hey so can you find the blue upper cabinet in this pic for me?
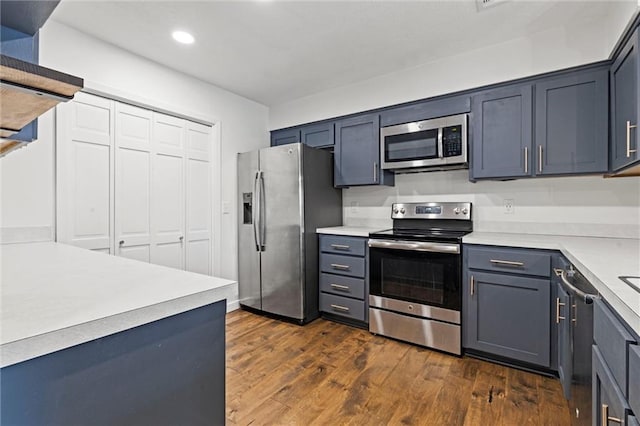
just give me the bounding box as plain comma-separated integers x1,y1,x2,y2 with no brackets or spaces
380,95,470,127
610,27,640,172
300,122,334,148
334,113,394,187
471,84,533,179
534,68,609,175
270,128,300,146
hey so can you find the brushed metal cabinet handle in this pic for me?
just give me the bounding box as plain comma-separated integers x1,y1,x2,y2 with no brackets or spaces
538,145,543,173
556,297,565,324
627,120,638,158
330,304,350,312
330,263,350,270
373,161,378,182
330,244,350,250
489,259,525,267
470,275,475,296
330,283,350,290
601,404,622,424
524,146,528,174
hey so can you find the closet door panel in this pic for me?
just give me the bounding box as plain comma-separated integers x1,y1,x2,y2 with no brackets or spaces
115,104,152,262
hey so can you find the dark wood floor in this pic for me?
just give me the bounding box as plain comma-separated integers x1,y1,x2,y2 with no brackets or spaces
225,309,571,426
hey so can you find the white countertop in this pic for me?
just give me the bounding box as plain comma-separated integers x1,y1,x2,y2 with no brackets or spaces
464,232,640,335
316,226,386,237
0,242,236,368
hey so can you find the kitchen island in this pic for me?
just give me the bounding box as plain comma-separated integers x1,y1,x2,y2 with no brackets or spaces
1,242,235,425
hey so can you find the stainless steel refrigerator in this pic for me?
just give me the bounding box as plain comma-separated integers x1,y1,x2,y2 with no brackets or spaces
237,143,342,324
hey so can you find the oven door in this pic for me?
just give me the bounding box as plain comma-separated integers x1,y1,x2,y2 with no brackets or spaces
368,239,461,312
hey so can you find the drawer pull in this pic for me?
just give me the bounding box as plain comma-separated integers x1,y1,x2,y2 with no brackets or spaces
330,283,350,291
330,304,350,312
601,404,622,425
330,244,351,250
556,297,565,324
331,263,350,271
489,259,524,267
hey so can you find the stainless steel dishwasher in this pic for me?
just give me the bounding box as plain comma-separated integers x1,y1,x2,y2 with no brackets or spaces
554,258,599,426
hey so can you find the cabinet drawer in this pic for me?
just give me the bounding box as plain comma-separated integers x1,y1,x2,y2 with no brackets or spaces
593,345,631,426
320,293,365,322
320,253,365,278
466,245,551,277
320,235,366,256
320,273,365,299
628,344,640,416
594,299,636,396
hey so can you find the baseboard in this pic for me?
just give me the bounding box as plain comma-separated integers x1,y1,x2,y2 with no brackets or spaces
226,300,240,312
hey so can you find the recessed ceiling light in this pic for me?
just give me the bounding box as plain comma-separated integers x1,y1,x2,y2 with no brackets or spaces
172,30,195,45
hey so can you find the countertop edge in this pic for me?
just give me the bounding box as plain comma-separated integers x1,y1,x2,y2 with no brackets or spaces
1,282,236,368
316,226,385,238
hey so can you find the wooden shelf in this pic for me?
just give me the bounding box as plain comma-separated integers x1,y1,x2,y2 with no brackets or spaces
0,54,83,156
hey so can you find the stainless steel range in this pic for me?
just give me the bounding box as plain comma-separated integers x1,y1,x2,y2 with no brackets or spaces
368,202,472,355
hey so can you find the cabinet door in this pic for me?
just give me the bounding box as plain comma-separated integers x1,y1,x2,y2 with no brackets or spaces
593,345,630,426
270,128,300,146
464,271,551,367
114,103,153,263
556,282,572,400
611,29,640,171
471,85,533,179
535,69,608,175
334,113,393,187
300,122,334,148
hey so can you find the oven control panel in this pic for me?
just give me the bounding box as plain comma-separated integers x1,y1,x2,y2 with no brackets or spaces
391,202,471,220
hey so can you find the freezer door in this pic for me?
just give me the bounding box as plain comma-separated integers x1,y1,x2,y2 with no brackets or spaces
237,150,261,310
259,144,304,320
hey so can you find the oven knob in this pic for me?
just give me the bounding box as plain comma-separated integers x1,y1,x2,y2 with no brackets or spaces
453,207,461,215
400,208,406,214
461,208,468,215
393,208,399,214
407,305,414,311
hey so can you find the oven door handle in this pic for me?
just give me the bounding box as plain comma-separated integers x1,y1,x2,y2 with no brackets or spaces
368,239,460,254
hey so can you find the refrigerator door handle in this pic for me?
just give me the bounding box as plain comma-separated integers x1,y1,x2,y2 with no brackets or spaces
253,171,261,251
259,170,266,251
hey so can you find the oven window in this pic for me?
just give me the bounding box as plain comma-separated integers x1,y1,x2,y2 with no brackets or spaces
384,129,438,162
369,247,461,310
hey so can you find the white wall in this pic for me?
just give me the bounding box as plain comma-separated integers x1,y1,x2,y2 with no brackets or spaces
269,5,638,129
0,21,269,294
344,171,640,239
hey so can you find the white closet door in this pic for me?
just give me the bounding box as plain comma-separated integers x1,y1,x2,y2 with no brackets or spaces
56,92,114,253
185,121,212,275
151,112,185,269
114,103,153,262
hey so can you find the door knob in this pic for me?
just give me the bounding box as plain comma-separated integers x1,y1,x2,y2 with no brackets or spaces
119,240,125,246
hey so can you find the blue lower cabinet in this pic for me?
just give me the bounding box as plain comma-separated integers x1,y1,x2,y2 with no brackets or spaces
463,269,551,367
319,234,369,327
593,345,631,426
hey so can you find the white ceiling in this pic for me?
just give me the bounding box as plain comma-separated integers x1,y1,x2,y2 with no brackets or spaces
51,0,630,107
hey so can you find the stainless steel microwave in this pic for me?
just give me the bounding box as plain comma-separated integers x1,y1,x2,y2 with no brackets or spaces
380,113,468,172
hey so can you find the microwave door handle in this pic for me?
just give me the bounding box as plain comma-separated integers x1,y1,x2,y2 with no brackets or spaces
437,127,444,159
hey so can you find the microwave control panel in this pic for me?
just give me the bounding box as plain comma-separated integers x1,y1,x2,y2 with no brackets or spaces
442,125,463,157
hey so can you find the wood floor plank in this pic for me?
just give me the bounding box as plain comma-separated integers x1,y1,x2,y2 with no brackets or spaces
501,368,541,425
225,310,572,426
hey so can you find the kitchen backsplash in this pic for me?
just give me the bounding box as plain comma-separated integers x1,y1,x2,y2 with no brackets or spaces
343,170,640,239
